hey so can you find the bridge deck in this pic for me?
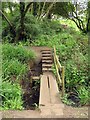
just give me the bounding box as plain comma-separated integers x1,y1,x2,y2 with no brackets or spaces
39,72,64,116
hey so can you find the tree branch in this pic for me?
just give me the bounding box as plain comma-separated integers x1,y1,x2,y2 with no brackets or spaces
24,2,33,16
0,10,12,27
45,2,55,18
0,10,16,34
40,1,46,19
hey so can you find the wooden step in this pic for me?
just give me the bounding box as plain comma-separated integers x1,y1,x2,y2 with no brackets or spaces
40,49,51,52
42,64,52,68
42,53,52,56
32,76,40,80
42,57,52,60
42,54,52,57
42,68,52,72
42,60,52,64
41,51,52,54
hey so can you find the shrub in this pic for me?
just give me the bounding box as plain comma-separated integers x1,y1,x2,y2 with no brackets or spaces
1,43,36,110
2,13,62,42
2,43,35,81
77,86,89,105
2,44,35,63
0,81,23,110
2,59,27,80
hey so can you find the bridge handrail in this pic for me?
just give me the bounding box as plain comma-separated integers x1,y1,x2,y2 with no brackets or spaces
53,46,65,97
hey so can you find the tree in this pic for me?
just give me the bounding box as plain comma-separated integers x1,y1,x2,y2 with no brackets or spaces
15,2,33,41
52,2,88,33
1,2,33,42
1,1,89,43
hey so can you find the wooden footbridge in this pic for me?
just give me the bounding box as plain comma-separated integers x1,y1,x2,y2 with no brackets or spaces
32,46,65,117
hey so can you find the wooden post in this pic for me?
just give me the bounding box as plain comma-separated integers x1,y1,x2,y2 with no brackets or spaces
62,66,65,97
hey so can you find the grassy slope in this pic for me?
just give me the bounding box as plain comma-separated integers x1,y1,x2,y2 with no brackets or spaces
32,19,89,106
1,44,35,110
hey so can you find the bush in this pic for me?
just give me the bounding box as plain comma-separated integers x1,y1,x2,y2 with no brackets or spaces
2,59,27,80
2,43,35,81
2,13,62,42
0,81,23,110
77,86,89,105
1,43,36,110
2,44,35,63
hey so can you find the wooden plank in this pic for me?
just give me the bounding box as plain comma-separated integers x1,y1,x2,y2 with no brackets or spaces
48,74,60,104
53,46,65,97
42,54,52,57
32,76,40,80
39,75,50,106
41,51,52,54
55,55,62,70
56,62,62,84
54,46,62,69
42,57,52,60
42,60,52,63
40,49,51,52
42,68,52,72
54,53,62,84
42,64,52,68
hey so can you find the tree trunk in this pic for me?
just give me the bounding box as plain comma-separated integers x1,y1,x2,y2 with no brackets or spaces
45,2,55,19
37,2,41,18
33,3,37,16
71,18,86,33
47,12,52,19
15,2,33,42
87,1,90,33
40,2,46,19
20,2,25,40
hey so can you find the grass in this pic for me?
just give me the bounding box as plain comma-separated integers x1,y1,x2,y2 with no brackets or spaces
0,81,23,110
1,43,36,110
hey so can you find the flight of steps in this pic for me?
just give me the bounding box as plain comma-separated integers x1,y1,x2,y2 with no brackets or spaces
38,49,64,116
41,49,53,73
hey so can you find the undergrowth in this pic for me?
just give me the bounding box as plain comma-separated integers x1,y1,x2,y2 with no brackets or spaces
1,43,35,110
32,19,89,106
2,14,89,107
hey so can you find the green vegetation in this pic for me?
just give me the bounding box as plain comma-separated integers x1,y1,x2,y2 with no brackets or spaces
1,43,35,110
2,44,35,80
1,1,90,110
0,81,23,110
32,19,89,106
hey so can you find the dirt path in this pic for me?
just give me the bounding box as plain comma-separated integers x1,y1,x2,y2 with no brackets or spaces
1,106,88,118
63,105,88,118
30,46,52,65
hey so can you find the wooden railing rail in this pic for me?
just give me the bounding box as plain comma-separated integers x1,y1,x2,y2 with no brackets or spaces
53,46,65,97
